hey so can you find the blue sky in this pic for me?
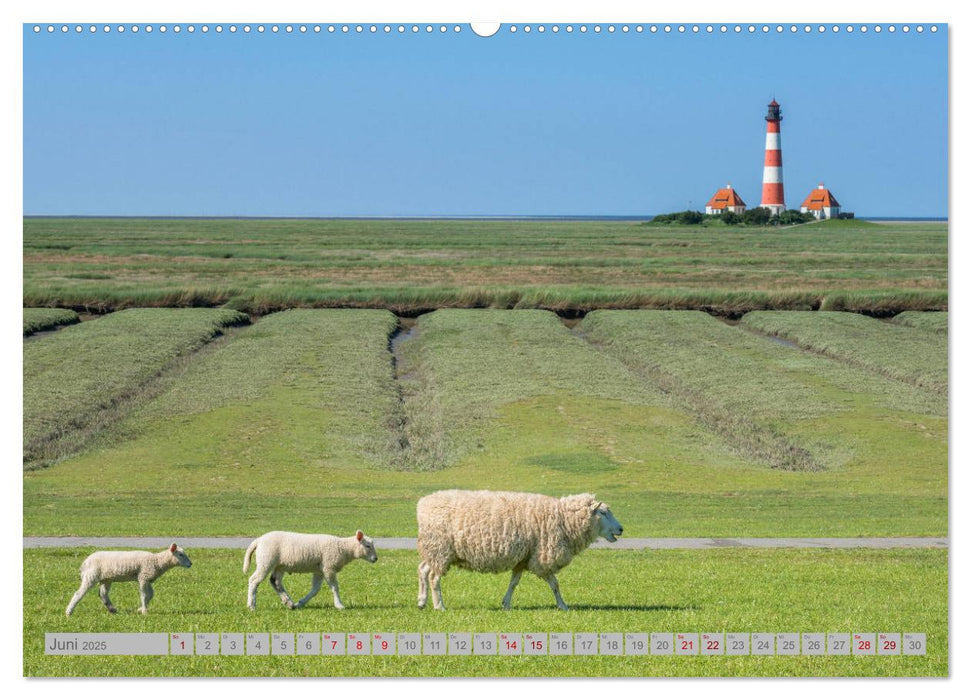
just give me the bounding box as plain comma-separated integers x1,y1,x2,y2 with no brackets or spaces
23,24,947,216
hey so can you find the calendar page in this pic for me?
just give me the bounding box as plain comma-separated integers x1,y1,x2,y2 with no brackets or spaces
20,8,948,680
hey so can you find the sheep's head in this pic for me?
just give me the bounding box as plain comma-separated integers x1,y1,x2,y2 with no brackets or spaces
355,530,378,563
591,502,623,543
169,543,192,568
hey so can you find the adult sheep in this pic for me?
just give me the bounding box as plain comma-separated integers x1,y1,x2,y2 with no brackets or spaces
416,490,623,611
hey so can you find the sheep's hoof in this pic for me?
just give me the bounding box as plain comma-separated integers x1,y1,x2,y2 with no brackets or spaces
334,604,345,611
417,601,426,610
284,601,295,610
247,605,256,611
138,608,148,615
107,607,117,614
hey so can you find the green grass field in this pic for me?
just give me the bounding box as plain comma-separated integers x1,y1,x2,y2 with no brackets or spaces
22,218,946,314
24,548,947,677
21,218,950,678
23,309,947,538
23,307,79,335
741,311,947,393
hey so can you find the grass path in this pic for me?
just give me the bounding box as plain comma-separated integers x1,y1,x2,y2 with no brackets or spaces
22,536,949,550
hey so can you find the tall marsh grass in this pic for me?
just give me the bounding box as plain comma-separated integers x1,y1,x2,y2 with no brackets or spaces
24,218,947,313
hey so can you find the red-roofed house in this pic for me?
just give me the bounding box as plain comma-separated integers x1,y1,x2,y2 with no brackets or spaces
705,184,747,215
800,183,841,219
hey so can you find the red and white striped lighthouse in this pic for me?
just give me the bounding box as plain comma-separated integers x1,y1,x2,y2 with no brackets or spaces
760,99,785,214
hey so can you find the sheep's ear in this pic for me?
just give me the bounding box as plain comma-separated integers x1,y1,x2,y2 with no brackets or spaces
169,543,178,553
592,502,604,513
356,530,364,541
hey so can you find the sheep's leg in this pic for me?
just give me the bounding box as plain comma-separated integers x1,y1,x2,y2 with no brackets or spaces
325,574,345,610
295,574,323,609
247,564,273,610
269,568,296,609
98,582,117,614
417,562,431,609
430,570,445,611
543,574,569,611
501,568,525,610
65,575,97,617
138,581,154,614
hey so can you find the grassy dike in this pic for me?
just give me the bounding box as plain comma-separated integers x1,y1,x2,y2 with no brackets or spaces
24,309,947,538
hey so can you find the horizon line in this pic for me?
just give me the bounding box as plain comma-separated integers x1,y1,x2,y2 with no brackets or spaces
21,214,950,221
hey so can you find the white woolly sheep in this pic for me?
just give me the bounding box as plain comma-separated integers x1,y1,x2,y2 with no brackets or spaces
416,490,623,611
243,530,377,610
65,543,192,616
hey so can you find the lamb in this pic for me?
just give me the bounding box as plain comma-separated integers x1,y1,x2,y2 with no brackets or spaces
416,490,623,611
243,530,377,611
65,543,192,616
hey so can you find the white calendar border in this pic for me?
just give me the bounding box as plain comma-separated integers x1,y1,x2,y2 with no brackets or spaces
5,0,963,699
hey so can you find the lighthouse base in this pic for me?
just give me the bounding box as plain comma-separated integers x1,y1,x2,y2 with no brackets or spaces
760,204,785,216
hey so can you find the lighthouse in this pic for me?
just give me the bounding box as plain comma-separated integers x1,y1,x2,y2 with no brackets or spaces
760,99,785,215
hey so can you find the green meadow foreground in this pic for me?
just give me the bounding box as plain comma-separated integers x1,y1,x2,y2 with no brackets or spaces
23,308,946,537
25,549,947,677
23,218,946,314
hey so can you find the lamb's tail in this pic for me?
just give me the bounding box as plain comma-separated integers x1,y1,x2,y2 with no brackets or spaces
243,539,258,573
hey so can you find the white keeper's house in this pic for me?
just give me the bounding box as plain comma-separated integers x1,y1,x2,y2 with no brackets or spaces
705,184,747,215
800,183,841,219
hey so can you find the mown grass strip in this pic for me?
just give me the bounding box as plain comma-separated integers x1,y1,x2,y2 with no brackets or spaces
580,311,830,471
395,309,665,470
24,548,946,677
23,308,248,470
118,309,402,470
580,311,944,471
23,307,79,335
740,311,946,394
892,311,948,334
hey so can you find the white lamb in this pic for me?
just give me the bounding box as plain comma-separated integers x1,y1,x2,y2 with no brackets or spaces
65,543,192,616
417,490,623,611
243,530,378,610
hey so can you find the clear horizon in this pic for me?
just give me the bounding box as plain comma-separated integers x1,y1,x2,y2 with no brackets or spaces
24,24,948,218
